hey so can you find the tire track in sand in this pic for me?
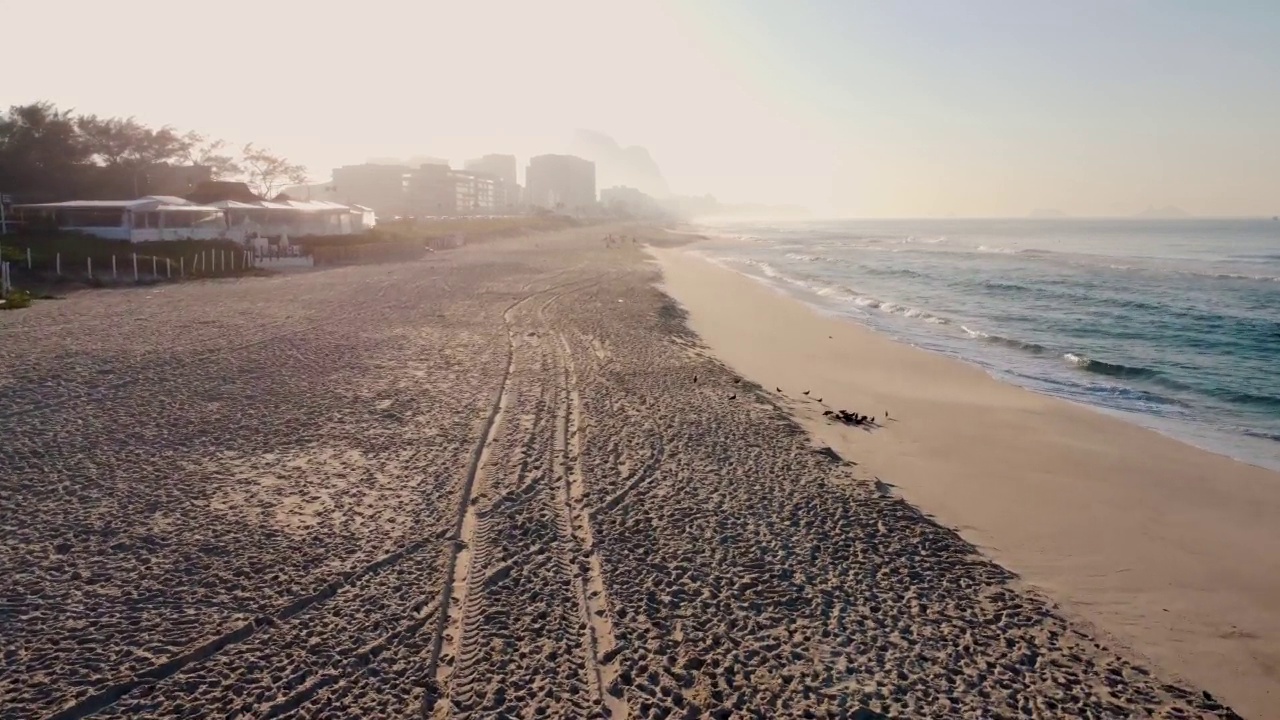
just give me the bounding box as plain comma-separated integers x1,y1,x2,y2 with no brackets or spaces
422,275,604,716
542,291,630,719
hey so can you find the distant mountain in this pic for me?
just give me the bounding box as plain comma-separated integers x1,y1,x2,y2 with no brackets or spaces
1028,208,1068,219
1134,205,1191,219
567,130,669,198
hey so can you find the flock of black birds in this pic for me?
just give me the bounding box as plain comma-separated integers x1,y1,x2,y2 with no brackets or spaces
822,409,877,426
700,373,888,429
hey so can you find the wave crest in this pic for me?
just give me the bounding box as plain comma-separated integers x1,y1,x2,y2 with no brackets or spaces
962,326,1047,353
1063,353,1161,379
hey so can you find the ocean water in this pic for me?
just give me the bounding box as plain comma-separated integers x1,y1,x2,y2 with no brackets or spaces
690,218,1280,471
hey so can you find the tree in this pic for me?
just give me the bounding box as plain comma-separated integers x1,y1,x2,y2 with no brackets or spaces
0,102,92,200
77,115,189,167
1,101,307,202
75,115,203,196
180,131,241,180
241,143,308,199
76,115,143,166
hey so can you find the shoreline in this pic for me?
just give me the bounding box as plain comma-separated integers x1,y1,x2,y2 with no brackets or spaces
652,242,1280,718
686,239,1280,475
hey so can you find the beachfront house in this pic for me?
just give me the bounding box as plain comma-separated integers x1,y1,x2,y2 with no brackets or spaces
214,199,364,246
13,193,374,245
13,196,226,242
350,204,376,232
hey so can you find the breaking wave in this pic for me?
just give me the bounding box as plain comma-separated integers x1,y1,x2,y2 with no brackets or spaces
961,326,1048,353
1062,353,1162,380
850,295,949,325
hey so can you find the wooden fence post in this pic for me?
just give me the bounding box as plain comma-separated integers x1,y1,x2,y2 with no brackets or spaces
88,256,93,279
56,253,61,276
112,254,117,279
180,257,185,278
152,255,157,277
132,253,138,281
26,247,32,269
166,258,172,278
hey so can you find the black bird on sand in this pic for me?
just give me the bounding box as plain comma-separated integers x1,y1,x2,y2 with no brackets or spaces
775,387,782,393
692,376,698,383
802,390,810,396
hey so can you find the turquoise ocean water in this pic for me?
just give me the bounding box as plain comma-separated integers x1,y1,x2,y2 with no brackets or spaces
692,218,1280,471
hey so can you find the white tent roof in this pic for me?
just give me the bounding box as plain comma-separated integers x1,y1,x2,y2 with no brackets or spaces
19,196,356,214
214,199,354,212
16,196,221,213
141,195,190,205
208,200,262,210
277,199,351,212
150,205,221,213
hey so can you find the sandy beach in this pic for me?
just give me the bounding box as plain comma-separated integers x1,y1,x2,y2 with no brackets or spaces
655,242,1280,719
0,227,1251,718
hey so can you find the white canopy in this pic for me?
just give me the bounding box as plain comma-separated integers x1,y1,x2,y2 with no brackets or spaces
17,196,221,213
212,199,353,213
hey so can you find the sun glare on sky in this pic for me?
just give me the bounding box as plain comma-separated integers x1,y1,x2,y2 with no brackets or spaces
5,0,1279,217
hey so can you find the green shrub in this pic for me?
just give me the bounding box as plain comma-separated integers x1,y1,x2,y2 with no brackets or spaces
0,288,33,309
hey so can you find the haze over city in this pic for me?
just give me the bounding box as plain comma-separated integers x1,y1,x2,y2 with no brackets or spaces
6,0,1278,217
6,3,1280,719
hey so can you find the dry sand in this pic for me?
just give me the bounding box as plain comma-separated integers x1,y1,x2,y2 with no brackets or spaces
655,243,1280,719
0,227,1249,718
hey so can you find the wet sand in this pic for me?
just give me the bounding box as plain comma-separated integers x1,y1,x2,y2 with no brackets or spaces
0,228,1247,718
655,242,1280,719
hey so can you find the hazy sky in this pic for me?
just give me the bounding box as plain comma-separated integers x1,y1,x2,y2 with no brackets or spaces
6,0,1280,217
